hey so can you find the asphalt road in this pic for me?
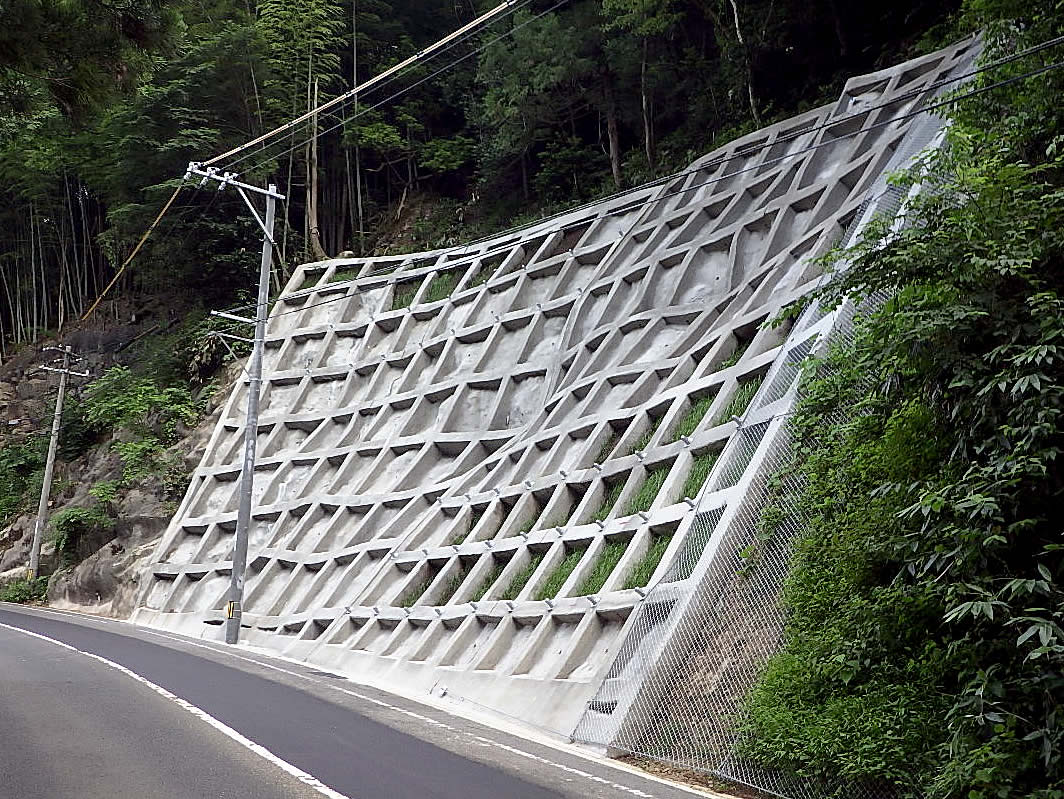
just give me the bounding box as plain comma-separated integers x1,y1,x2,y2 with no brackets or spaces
0,604,714,799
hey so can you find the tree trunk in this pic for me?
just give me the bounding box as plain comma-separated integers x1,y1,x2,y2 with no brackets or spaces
824,0,850,57
307,77,328,261
641,38,656,170
351,0,366,254
603,72,622,189
727,0,761,126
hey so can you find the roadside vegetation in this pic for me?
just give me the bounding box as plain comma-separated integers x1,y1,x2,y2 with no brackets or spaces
739,5,1064,795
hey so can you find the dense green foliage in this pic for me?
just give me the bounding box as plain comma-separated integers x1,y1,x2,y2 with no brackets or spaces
0,576,49,603
740,5,1064,796
0,437,46,529
0,0,962,353
50,505,114,566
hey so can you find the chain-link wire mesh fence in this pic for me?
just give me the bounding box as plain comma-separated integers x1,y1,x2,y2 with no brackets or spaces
571,95,962,798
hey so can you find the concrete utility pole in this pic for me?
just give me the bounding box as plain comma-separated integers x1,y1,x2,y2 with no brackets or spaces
185,164,285,644
28,346,88,578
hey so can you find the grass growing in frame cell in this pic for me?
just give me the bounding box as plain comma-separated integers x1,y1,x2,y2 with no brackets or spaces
623,533,672,589
328,266,360,284
577,538,631,595
500,550,545,599
391,279,421,310
469,557,507,602
716,376,763,424
435,565,467,605
670,392,717,442
682,451,719,499
622,464,670,516
423,270,460,303
629,414,664,454
590,478,626,522
535,544,589,600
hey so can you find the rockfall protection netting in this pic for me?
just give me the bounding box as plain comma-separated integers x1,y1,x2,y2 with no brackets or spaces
571,100,954,799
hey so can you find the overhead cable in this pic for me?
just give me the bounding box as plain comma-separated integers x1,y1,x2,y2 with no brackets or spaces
250,56,1064,323
204,0,527,168
225,0,568,175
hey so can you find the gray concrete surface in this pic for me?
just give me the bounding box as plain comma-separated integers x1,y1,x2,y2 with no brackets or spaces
132,37,979,753
0,603,718,799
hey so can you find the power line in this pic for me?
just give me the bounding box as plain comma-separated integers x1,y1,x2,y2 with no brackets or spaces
250,55,1064,324
229,0,536,174
225,0,567,176
250,30,1062,289
81,182,185,320
204,0,529,168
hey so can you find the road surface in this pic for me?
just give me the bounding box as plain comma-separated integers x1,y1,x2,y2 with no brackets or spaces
0,604,714,799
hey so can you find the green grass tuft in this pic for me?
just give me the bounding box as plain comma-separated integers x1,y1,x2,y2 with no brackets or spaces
424,270,460,303
622,465,670,516
467,264,495,288
399,577,429,607
328,267,360,284
500,551,546,599
535,544,589,600
577,539,631,595
623,533,672,589
295,272,323,292
718,339,751,370
391,280,421,310
435,567,467,605
715,376,764,424
590,478,626,522
515,505,544,536
629,415,664,454
469,558,506,601
596,429,618,463
681,451,719,499
669,392,717,442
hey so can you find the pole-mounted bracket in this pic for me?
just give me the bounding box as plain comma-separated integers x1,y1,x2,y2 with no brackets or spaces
211,310,256,325
186,162,286,201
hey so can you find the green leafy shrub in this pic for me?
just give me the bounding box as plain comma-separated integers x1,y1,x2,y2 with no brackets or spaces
51,505,115,565
0,438,46,529
741,35,1064,796
0,576,48,603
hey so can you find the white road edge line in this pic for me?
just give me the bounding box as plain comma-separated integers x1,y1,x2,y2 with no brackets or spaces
3,605,716,799
0,621,355,799
140,628,660,798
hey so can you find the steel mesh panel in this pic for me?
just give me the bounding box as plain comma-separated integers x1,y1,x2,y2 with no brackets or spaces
571,53,973,797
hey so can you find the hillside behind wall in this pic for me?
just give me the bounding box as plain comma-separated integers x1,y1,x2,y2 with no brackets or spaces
133,38,978,745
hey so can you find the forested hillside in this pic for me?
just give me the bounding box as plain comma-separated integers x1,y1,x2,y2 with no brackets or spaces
0,0,959,349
